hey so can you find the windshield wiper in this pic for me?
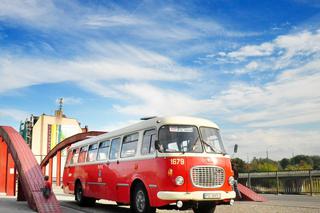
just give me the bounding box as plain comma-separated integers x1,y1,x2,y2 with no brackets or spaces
201,140,221,154
188,137,201,152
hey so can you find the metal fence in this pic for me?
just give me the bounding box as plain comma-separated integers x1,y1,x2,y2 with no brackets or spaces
238,170,320,195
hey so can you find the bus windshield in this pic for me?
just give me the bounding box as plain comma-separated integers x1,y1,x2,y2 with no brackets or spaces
158,125,202,153
200,127,226,154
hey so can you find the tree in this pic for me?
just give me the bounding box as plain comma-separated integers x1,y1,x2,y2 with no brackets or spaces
287,155,313,170
310,156,320,170
250,158,278,172
279,158,290,170
231,158,247,173
290,155,313,166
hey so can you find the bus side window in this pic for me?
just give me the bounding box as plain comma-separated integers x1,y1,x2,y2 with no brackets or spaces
97,140,110,161
150,134,156,154
78,146,88,163
141,129,156,155
71,148,79,164
121,133,139,158
66,150,73,166
87,143,98,162
109,138,121,160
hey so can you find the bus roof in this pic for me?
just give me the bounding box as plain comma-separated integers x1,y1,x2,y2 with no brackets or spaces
70,116,219,149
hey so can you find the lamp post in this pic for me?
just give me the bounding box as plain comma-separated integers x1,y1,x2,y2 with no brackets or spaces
266,146,272,173
246,153,251,188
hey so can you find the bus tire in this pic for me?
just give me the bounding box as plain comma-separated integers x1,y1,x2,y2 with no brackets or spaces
130,182,156,213
192,202,216,213
75,181,96,207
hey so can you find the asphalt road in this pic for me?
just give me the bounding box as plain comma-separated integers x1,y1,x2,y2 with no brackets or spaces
59,194,320,213
1,193,320,213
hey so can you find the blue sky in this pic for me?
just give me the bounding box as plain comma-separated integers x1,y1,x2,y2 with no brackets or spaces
0,0,320,160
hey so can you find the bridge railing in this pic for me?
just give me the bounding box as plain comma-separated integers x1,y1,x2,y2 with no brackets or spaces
239,170,320,195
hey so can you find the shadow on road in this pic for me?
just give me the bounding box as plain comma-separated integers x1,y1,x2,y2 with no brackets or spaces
62,201,131,213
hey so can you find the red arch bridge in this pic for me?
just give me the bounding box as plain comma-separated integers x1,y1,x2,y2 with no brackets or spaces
0,125,265,212
0,125,105,213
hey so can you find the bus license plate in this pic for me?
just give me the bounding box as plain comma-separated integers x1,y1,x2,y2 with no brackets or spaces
203,193,221,199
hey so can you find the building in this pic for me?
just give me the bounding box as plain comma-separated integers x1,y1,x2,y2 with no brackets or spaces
20,99,83,181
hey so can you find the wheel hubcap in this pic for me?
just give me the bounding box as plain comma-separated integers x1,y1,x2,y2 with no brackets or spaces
136,190,146,212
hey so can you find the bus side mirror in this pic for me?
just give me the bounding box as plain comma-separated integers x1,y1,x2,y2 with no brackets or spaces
234,144,238,153
155,140,162,152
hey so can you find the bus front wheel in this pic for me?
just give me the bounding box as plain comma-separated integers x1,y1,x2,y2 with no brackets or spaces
131,183,156,213
192,202,216,213
75,181,96,206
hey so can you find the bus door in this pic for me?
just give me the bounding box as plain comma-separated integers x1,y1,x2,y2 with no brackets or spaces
96,140,111,199
86,143,100,197
140,129,158,203
104,138,121,201
114,133,139,203
63,149,74,194
67,148,79,193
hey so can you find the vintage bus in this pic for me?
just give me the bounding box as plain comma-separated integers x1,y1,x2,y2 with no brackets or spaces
63,116,236,213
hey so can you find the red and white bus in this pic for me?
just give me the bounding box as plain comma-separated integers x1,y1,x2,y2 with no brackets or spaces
63,116,236,213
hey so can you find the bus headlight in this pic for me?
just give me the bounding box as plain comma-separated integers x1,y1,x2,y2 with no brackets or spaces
228,176,235,186
175,176,184,186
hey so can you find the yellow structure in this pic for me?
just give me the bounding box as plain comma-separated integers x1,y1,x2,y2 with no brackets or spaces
24,99,83,181
31,112,82,163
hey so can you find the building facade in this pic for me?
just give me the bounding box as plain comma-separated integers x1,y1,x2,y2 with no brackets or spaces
21,106,83,182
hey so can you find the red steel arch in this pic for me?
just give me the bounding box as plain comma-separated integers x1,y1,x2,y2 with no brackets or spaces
40,131,105,168
0,126,61,213
40,131,106,186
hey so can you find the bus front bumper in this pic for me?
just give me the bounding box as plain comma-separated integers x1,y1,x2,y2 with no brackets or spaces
157,190,236,201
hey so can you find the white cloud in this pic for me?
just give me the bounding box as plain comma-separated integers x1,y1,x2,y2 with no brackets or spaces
87,42,172,65
245,61,259,70
0,108,29,121
83,15,148,28
224,129,320,160
0,43,199,94
0,0,66,29
224,30,320,61
226,42,274,60
275,30,320,58
113,83,216,116
277,53,320,80
197,29,320,140
0,1,148,33
0,27,312,134
0,0,259,44
110,55,320,129
231,61,260,74
221,62,320,127
215,29,320,75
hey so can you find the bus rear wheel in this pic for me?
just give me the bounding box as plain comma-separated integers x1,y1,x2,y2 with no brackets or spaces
192,202,216,213
131,183,155,213
75,181,96,207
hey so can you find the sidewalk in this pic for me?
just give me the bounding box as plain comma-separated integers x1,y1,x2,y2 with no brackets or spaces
0,196,34,213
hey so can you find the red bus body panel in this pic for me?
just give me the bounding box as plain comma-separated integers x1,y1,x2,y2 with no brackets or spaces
63,155,234,207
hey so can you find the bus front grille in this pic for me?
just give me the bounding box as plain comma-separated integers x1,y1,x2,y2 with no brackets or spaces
191,166,225,188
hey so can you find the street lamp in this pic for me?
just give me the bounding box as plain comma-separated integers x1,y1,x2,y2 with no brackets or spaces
266,146,272,173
